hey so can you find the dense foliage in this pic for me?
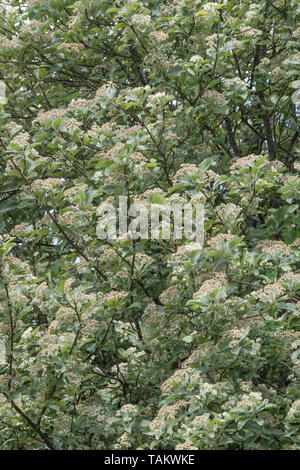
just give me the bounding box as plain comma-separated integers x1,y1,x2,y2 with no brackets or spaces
0,0,299,450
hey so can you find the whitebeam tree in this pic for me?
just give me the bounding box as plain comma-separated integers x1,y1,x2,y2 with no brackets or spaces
0,0,299,450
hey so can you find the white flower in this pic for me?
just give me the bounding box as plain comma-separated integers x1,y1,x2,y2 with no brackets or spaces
190,55,203,63
131,14,151,27
21,327,33,339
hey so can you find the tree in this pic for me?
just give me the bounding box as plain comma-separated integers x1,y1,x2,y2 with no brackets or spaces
0,0,299,450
